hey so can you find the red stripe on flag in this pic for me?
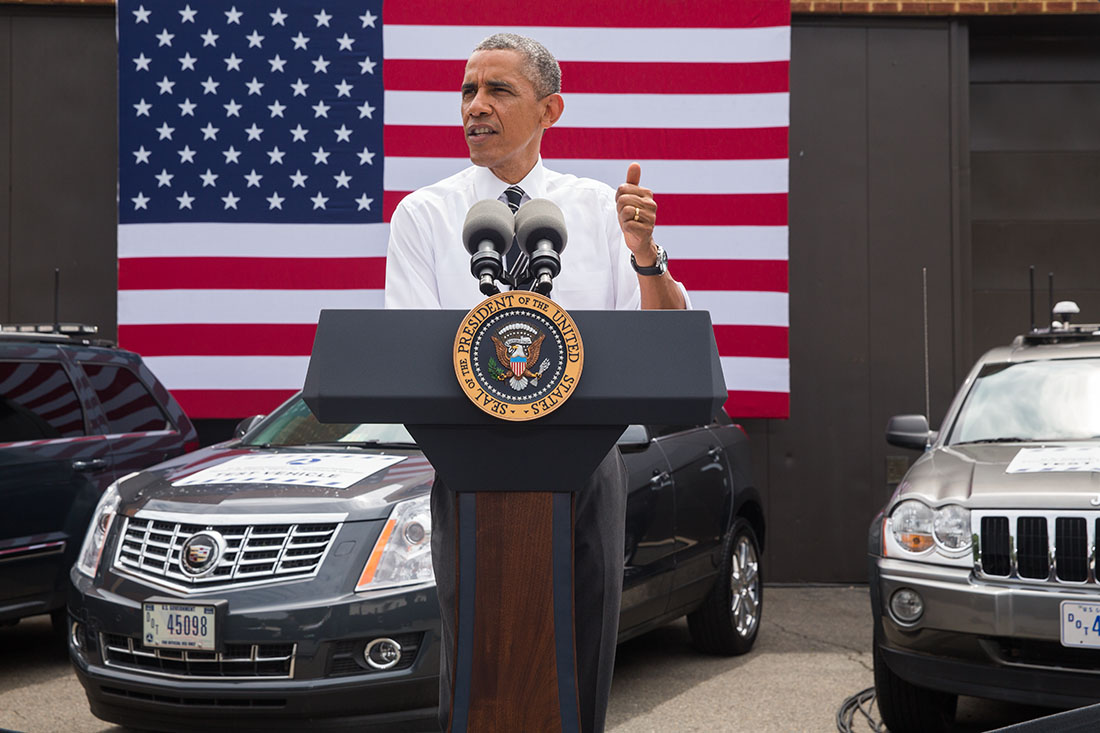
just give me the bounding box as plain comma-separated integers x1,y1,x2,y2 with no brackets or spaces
385,126,789,161
653,194,788,226
118,258,387,290
120,325,318,357
385,60,790,94
725,390,789,419
713,326,789,358
172,389,297,419
384,192,788,226
673,260,787,292
384,1,789,27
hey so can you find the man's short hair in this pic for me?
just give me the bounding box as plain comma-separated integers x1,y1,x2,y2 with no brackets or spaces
473,33,561,99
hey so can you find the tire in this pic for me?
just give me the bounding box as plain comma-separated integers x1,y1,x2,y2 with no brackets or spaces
874,640,956,733
687,518,762,655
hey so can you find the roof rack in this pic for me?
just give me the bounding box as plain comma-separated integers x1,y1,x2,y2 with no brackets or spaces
1022,324,1100,345
0,323,115,347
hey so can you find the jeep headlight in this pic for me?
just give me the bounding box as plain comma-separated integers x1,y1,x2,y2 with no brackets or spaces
890,500,935,553
356,495,434,592
933,504,971,551
76,477,126,578
889,500,972,556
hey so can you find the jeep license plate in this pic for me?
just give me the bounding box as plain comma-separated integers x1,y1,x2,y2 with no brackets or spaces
1060,601,1100,648
142,601,217,651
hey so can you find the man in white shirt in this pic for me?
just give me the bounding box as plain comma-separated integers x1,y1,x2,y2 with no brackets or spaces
384,33,687,733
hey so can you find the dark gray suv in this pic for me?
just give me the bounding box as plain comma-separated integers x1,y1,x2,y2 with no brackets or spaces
869,309,1100,733
1,324,197,635
68,393,764,732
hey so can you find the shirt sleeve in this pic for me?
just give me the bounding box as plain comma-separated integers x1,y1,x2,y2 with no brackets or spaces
384,198,442,310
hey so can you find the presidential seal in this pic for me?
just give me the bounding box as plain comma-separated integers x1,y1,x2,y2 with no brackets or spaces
454,291,583,421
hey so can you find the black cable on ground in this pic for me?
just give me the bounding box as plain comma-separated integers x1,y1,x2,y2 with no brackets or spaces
837,686,885,733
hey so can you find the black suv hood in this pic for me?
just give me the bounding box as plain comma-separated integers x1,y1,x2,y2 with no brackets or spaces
115,443,435,522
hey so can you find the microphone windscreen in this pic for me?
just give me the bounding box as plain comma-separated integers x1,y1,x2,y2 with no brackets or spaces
462,199,515,255
515,198,568,254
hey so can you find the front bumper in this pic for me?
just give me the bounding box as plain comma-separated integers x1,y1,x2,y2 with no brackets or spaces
69,569,442,732
872,556,1100,709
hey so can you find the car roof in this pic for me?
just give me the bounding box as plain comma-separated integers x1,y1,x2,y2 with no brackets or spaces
979,324,1100,365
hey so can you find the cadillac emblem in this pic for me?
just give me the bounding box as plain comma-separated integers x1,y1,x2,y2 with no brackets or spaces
180,531,226,578
454,291,583,421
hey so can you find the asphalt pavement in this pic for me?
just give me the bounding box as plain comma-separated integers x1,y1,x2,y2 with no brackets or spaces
0,586,1064,732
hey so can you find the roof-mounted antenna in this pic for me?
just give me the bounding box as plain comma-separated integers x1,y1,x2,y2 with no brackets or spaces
1048,272,1054,328
922,267,931,448
53,268,61,334
1028,265,1036,332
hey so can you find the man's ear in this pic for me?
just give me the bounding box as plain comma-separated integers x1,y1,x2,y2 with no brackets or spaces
540,93,564,129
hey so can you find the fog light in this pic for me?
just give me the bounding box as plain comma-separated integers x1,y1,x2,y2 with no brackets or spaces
890,588,924,623
70,621,83,650
364,637,402,670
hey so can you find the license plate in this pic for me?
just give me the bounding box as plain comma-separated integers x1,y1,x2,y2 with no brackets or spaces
142,601,217,651
1060,601,1100,648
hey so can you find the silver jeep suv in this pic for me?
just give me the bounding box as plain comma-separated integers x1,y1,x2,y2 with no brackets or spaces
869,306,1100,733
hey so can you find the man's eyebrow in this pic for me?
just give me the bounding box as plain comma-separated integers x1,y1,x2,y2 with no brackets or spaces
460,79,517,93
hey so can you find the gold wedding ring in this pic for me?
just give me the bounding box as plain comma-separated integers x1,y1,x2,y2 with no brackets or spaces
633,205,641,222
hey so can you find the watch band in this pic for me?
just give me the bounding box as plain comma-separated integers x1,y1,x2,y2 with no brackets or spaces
630,244,667,276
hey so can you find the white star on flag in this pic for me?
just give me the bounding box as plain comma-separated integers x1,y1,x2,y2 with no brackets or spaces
154,169,173,187
267,192,285,209
334,79,353,97
177,145,196,163
358,57,376,75
269,55,287,72
179,53,197,71
289,170,308,187
200,29,218,47
199,169,218,187
200,77,219,94
314,10,332,27
178,98,196,116
245,123,263,140
156,29,174,47
134,54,151,71
156,122,174,140
268,100,287,117
222,146,241,164
133,99,151,116
225,7,243,24
200,122,219,140
244,169,263,187
133,5,150,23
133,146,151,164
311,192,328,209
270,8,288,26
358,10,376,27
221,191,240,209
290,124,308,141
179,4,196,22
291,32,309,50
246,31,264,48
312,147,330,165
334,124,352,142
355,193,373,210
357,147,374,165
176,191,195,209
333,170,351,188
267,147,286,164
337,34,354,51
132,192,150,209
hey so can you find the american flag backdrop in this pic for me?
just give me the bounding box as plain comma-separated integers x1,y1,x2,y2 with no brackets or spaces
117,0,790,419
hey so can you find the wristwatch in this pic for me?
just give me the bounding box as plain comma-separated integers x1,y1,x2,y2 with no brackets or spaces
630,244,668,276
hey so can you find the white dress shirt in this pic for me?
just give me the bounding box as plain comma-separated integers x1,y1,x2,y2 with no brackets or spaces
384,159,643,311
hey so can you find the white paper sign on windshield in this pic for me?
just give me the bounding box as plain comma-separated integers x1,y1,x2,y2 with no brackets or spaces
173,453,407,488
1006,447,1100,474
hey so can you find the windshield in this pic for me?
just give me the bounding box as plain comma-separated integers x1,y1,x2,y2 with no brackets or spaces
243,396,416,447
948,358,1100,444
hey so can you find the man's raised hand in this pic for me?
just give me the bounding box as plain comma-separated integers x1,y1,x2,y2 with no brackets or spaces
615,162,657,260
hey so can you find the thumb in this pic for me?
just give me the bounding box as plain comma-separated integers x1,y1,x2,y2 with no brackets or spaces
626,162,641,186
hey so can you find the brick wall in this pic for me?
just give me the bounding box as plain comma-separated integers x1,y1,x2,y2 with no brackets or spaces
793,0,1100,12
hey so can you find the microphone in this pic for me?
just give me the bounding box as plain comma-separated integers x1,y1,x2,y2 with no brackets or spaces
515,199,568,296
462,199,515,296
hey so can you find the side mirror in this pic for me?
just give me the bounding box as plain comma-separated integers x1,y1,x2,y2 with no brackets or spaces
617,424,651,451
234,414,265,438
886,414,932,450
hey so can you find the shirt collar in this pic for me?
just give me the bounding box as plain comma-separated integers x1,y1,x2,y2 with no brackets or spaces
471,157,548,202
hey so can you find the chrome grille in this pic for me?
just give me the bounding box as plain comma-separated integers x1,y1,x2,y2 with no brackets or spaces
113,510,343,593
102,633,295,679
974,510,1098,585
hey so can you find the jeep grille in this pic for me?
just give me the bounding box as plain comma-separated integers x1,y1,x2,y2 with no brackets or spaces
975,511,1097,584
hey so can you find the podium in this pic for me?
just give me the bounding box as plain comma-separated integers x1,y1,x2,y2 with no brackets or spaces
304,306,725,732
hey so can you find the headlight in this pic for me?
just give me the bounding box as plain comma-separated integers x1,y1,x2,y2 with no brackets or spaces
934,504,972,551
76,477,127,578
356,495,433,592
890,500,935,553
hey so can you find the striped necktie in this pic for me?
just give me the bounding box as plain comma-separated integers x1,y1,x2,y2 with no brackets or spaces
501,185,530,288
